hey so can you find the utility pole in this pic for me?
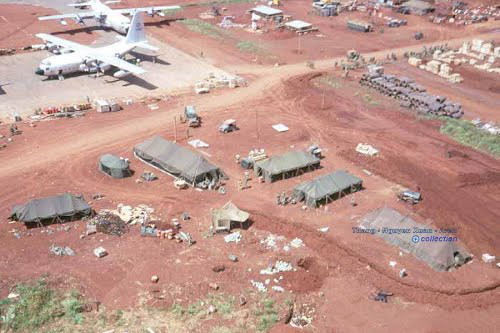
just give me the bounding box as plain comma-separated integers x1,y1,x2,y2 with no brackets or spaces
321,83,326,110
297,33,301,54
173,115,177,142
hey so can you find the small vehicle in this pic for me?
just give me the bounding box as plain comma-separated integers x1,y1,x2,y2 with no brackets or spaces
184,105,201,127
219,119,239,133
415,32,424,40
307,144,322,158
398,190,422,205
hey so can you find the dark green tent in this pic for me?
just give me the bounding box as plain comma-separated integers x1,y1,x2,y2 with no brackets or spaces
99,154,131,179
10,193,92,224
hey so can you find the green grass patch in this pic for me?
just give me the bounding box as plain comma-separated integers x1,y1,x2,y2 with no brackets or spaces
181,19,228,39
162,7,184,16
440,118,500,157
236,41,260,54
254,298,279,332
0,279,68,331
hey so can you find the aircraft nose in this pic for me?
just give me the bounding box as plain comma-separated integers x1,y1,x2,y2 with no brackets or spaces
35,68,44,75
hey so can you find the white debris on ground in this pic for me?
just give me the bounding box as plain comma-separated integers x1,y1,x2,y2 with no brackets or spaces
250,280,268,293
103,204,155,225
272,123,289,132
284,237,304,251
260,234,285,250
318,227,329,233
224,231,242,243
272,286,285,293
472,118,500,135
260,261,293,275
188,139,210,148
482,253,496,263
49,244,75,256
389,261,397,267
356,143,379,156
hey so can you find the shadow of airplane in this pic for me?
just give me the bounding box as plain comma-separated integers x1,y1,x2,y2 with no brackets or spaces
105,73,158,90
128,51,171,66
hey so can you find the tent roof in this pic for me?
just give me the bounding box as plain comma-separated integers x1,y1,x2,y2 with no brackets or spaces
256,151,319,176
213,201,249,222
359,207,469,271
294,170,362,200
134,136,222,182
99,154,129,170
10,193,91,223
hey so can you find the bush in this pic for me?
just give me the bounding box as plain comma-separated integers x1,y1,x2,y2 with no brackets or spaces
441,119,500,157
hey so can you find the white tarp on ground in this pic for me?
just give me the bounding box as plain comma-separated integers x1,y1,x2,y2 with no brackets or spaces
356,143,379,156
272,124,289,132
188,139,210,148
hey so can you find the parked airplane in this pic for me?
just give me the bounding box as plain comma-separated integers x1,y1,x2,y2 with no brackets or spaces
38,0,181,34
35,11,157,80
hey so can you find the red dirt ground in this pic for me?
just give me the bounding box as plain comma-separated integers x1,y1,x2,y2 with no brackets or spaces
142,0,500,67
0,4,98,50
0,67,498,331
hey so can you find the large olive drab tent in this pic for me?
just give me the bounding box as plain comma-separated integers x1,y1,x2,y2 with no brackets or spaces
359,207,470,271
10,193,92,225
98,154,131,179
134,136,226,185
212,201,250,233
293,170,362,207
254,151,320,183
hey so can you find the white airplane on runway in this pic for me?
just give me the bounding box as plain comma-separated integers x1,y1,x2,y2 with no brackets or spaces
35,11,157,80
38,0,181,34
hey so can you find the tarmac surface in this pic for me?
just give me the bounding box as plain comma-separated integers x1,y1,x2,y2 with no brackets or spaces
0,34,229,117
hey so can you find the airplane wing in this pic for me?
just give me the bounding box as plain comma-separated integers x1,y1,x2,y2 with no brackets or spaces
38,12,97,21
36,33,90,52
89,54,146,75
115,5,181,15
36,34,145,75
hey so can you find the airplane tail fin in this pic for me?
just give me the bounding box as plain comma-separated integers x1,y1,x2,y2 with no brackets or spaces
125,11,146,44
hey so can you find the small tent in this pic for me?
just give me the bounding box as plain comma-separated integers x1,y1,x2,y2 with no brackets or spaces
10,193,92,225
212,202,250,233
293,170,362,207
99,154,131,179
254,151,320,183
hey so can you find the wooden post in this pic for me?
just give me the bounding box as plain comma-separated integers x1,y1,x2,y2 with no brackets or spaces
173,115,177,142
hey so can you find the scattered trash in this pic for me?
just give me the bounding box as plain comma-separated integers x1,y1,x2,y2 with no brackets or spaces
94,247,108,258
88,210,128,236
92,193,105,200
228,254,238,262
49,244,75,256
151,275,159,283
209,282,219,290
482,253,496,263
260,234,285,250
272,286,284,293
250,280,268,293
289,238,304,249
272,124,289,132
399,269,407,278
389,261,397,267
318,227,329,233
260,261,293,275
224,231,242,243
